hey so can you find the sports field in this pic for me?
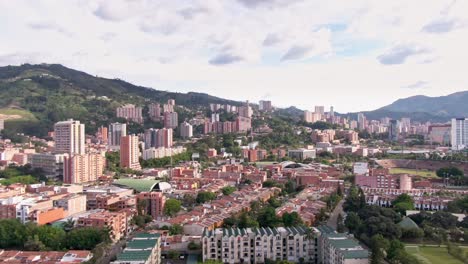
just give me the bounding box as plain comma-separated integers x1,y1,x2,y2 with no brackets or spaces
389,168,437,178
405,246,463,264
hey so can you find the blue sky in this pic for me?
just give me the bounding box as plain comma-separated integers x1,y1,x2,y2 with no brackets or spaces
0,0,467,112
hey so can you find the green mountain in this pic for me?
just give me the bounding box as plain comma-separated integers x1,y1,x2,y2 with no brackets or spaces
0,63,241,137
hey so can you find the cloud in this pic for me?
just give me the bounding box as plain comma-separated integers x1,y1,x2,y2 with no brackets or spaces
377,44,430,65
28,21,73,37
139,13,182,35
178,7,210,20
402,81,429,89
422,19,459,34
93,0,145,21
263,33,282,46
281,45,314,61
100,32,117,42
0,52,45,65
209,53,244,65
236,0,302,9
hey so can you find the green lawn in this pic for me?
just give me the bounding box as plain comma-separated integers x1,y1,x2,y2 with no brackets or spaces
0,108,37,122
406,246,463,264
390,168,437,178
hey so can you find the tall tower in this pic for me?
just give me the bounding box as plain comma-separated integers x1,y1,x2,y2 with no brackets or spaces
54,119,85,155
120,135,141,170
451,118,468,150
108,123,127,150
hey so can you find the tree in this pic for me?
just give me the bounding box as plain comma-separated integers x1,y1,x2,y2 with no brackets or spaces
370,234,390,264
63,218,75,232
344,186,366,212
169,224,183,235
24,235,46,251
221,186,237,196
36,225,66,250
238,212,259,228
167,250,180,259
282,212,303,227
344,212,362,234
196,191,217,204
66,227,110,250
164,199,182,216
315,208,328,223
188,241,201,250
336,214,345,233
182,194,196,207
257,206,281,228
429,211,458,229
268,197,282,208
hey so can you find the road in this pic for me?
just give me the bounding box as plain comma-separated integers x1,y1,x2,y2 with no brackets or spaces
327,199,344,230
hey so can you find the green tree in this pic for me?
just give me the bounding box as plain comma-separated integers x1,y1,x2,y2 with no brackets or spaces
196,191,217,204
36,225,66,250
257,206,281,228
370,234,390,264
239,212,259,228
221,186,237,196
281,212,303,227
169,224,183,235
344,212,362,234
164,199,182,217
66,227,110,250
392,194,415,215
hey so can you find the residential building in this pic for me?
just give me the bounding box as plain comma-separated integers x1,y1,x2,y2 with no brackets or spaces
77,210,127,242
54,119,85,155
120,135,141,170
112,233,161,264
144,128,173,149
164,111,178,129
137,192,165,219
63,153,105,184
238,101,253,118
30,153,68,179
108,123,127,150
148,103,161,121
319,231,369,264
315,106,325,115
116,104,143,123
428,124,451,145
142,146,186,160
259,100,273,112
451,117,468,150
202,227,318,264
180,122,193,138
0,250,93,263
54,194,87,217
236,116,252,132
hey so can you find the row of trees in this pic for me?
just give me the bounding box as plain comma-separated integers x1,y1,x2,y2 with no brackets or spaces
0,219,110,251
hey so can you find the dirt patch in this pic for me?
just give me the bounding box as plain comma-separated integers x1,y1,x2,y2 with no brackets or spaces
0,114,23,120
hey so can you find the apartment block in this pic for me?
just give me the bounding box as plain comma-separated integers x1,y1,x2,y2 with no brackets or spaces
54,119,85,155
116,104,143,124
163,111,178,129
112,233,161,264
202,227,318,264
63,153,105,184
318,231,369,264
30,153,68,179
108,123,127,150
77,210,127,242
120,135,141,170
148,103,161,121
451,117,468,150
137,192,165,220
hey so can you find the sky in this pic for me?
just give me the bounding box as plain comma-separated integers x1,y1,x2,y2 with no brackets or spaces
0,0,467,113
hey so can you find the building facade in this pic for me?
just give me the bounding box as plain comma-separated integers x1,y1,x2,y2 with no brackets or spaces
202,227,318,264
108,123,127,150
451,118,468,150
54,119,85,155
116,104,143,124
120,135,141,170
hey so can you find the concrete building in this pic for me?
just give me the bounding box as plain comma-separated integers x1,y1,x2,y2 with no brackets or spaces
259,100,273,112
63,153,105,184
288,149,316,161
451,117,468,150
54,194,87,217
163,112,178,129
238,101,253,118
77,210,127,242
142,146,186,160
120,135,141,170
202,227,318,264
116,104,143,124
304,111,322,123
112,233,161,264
30,153,68,179
428,124,451,145
108,123,127,150
137,192,165,220
54,119,85,155
148,103,161,121
236,116,252,132
315,106,325,115
318,231,369,264
180,122,193,138
144,128,173,149
388,119,400,142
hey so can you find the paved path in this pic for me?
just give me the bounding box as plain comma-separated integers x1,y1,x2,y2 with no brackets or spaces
327,199,344,230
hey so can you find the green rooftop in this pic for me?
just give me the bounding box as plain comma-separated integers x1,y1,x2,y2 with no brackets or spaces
398,217,419,229
343,250,369,259
117,251,152,261
126,240,157,250
113,178,160,192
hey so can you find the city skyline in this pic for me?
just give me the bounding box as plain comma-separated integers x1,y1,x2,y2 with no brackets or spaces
1,0,468,112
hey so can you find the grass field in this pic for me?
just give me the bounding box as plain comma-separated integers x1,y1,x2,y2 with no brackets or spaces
389,168,437,178
0,108,37,122
406,246,463,264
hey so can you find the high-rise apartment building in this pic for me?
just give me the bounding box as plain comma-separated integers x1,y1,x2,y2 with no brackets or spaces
108,123,127,150
304,111,322,123
97,126,108,143
238,101,253,118
451,118,468,150
54,119,85,155
428,124,451,145
148,103,161,121
315,106,325,115
137,192,166,219
120,135,141,170
259,100,273,112
116,104,143,123
357,113,366,130
180,122,193,138
164,111,178,129
143,128,173,149
63,153,105,184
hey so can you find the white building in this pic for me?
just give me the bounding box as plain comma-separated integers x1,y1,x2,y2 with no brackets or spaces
451,118,468,150
180,122,193,138
202,227,318,264
318,228,369,264
54,119,85,155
